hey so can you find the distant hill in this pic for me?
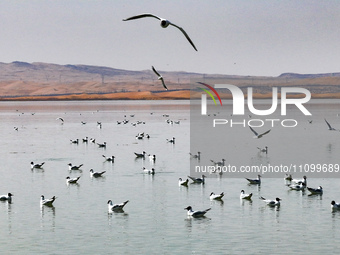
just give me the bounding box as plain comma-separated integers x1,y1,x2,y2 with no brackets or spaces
0,61,339,99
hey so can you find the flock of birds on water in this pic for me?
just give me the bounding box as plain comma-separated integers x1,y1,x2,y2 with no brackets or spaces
3,13,340,218
3,113,340,218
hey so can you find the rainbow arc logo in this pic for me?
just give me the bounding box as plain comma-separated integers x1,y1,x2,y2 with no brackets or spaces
197,82,223,106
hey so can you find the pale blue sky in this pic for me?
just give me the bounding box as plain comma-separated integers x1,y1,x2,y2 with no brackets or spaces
1,0,339,76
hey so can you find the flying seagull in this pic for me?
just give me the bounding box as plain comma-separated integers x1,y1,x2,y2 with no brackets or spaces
152,66,168,90
123,13,198,51
324,118,337,131
249,126,271,139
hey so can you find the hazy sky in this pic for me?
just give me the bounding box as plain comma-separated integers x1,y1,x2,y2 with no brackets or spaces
1,0,340,76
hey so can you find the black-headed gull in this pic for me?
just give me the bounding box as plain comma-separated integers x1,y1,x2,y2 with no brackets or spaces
284,174,293,181
245,175,261,184
90,169,106,177
260,197,281,206
143,167,155,175
257,146,268,154
152,66,168,90
325,118,338,131
240,190,252,200
102,155,115,162
97,142,106,148
31,161,45,169
66,176,81,184
189,152,201,160
188,175,206,184
123,13,198,51
178,178,189,186
209,192,224,200
292,176,307,185
134,151,146,158
249,126,271,139
40,195,56,207
0,193,13,202
185,206,211,217
307,186,323,195
70,139,79,144
166,137,175,144
288,182,306,190
68,163,83,171
331,201,340,210
107,200,129,212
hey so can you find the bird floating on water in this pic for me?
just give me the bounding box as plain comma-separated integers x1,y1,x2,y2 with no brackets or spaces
188,175,206,184
143,167,155,175
166,137,175,144
31,161,45,169
260,197,281,207
307,186,323,195
292,176,307,185
331,201,340,210
135,151,146,158
97,142,106,148
152,66,168,90
0,193,13,202
107,199,129,212
245,175,261,185
178,178,189,186
240,190,253,200
284,174,293,181
123,13,198,51
40,195,56,207
288,182,306,191
66,176,81,184
185,206,211,217
257,146,268,154
209,192,224,200
102,155,115,162
68,163,83,171
189,152,201,160
90,169,106,177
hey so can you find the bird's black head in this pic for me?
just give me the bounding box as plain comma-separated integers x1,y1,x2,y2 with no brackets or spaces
185,206,192,211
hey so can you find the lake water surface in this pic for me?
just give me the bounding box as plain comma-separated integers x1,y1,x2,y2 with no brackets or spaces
0,100,340,254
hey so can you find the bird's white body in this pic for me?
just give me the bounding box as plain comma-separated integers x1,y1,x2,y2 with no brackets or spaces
240,190,253,200
90,169,106,177
40,195,56,207
260,197,281,207
245,175,261,184
68,163,83,170
31,162,45,169
0,193,13,202
209,192,224,200
185,206,211,217
307,186,323,195
178,178,189,186
107,200,129,212
188,175,206,184
143,167,155,175
66,176,81,184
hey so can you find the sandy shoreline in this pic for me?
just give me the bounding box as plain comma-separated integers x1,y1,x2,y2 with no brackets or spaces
1,90,339,101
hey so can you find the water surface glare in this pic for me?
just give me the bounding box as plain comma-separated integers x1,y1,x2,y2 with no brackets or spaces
0,100,340,254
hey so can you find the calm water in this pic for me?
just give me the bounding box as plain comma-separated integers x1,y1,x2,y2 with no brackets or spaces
0,100,340,254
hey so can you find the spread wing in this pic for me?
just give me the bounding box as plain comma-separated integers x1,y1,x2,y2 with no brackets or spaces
169,22,198,51
260,129,271,137
249,126,258,136
123,13,161,21
152,66,161,77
